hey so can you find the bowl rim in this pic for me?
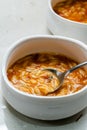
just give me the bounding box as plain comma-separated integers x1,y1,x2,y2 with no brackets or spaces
49,0,87,26
2,35,87,100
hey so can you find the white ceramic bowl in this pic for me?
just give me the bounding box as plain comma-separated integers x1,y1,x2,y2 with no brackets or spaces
1,35,87,120
47,0,87,44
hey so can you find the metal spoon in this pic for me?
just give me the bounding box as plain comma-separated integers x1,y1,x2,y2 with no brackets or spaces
43,61,87,94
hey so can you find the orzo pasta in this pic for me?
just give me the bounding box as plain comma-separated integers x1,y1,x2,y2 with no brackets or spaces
53,0,87,23
7,53,87,96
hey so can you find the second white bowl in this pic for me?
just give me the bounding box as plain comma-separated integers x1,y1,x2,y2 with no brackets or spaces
47,0,87,44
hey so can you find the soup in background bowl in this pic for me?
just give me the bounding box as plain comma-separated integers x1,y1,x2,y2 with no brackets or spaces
1,35,87,120
53,0,87,23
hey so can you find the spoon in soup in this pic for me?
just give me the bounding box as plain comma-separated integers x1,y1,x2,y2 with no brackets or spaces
43,61,87,94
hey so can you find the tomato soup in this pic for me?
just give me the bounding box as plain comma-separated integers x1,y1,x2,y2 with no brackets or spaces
7,53,87,96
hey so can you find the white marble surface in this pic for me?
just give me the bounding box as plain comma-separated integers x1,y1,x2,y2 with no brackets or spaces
0,0,87,130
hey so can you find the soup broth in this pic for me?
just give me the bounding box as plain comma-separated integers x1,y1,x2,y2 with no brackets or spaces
7,53,87,96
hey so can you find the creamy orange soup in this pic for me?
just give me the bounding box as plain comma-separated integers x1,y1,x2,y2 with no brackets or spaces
54,0,87,23
7,53,87,96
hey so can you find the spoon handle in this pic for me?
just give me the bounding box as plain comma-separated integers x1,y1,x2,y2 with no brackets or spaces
66,61,87,76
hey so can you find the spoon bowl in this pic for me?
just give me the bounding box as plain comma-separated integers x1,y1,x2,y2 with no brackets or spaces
43,61,87,94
